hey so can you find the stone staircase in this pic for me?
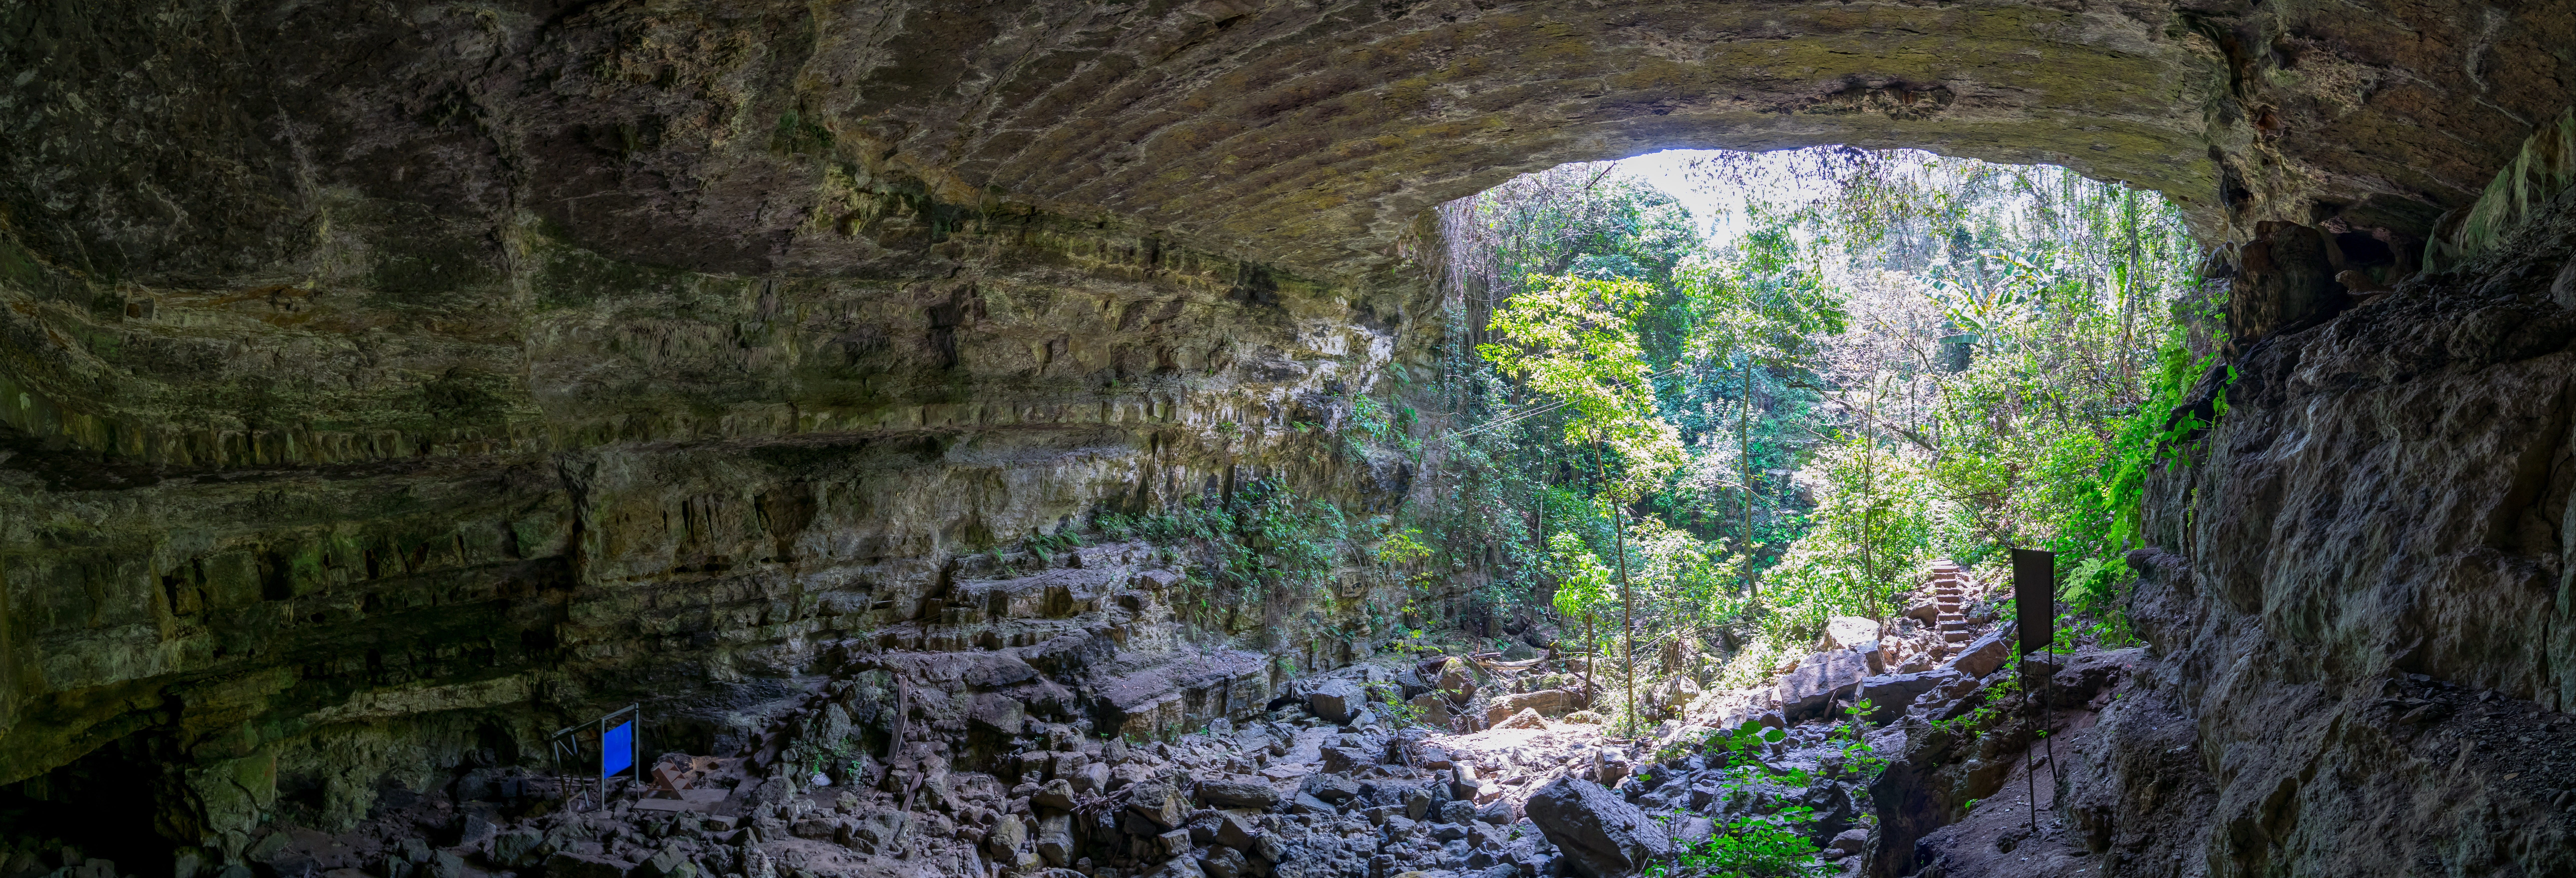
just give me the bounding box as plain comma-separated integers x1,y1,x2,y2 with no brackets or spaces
1928,560,1973,650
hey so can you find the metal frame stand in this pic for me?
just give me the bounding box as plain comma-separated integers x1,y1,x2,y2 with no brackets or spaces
549,703,640,812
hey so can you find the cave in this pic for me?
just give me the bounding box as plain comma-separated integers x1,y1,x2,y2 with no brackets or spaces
1,2,2573,878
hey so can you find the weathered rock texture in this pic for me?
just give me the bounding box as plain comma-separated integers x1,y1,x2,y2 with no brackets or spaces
0,15,1451,852
1,0,2574,873
2076,190,2576,876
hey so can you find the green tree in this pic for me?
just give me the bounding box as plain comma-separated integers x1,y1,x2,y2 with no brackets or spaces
1481,274,1686,733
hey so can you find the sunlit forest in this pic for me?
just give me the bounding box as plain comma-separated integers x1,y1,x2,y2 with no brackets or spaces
1105,149,2225,745
1399,149,2220,708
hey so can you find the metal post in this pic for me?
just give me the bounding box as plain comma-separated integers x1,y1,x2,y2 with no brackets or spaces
2012,549,2054,838
2023,677,2037,837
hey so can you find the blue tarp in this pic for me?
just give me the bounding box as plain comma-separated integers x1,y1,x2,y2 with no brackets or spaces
602,720,633,778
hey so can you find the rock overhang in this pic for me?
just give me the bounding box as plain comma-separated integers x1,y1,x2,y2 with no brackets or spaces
9,0,2569,291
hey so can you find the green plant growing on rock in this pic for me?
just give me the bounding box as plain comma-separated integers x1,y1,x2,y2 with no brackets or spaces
1929,671,2021,741
1652,809,1828,878
1547,532,1618,701
1827,699,1889,780
1095,477,1350,616
1644,719,1831,876
1376,688,1429,728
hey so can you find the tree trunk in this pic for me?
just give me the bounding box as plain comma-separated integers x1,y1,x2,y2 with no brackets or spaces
1614,501,1634,735
1862,385,1877,616
1742,354,1757,602
1591,440,1638,734
1583,614,1597,705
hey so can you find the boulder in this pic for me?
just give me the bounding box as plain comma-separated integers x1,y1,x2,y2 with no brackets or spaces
1034,778,1076,812
1438,664,1477,701
1406,693,1453,727
490,830,546,867
425,852,464,878
1858,672,1950,723
1036,813,1076,866
1071,761,1112,795
1110,762,1157,791
1403,785,1435,819
1308,680,1365,724
1482,688,1579,726
1675,815,1716,848
1775,649,1868,722
1943,630,2011,678
1524,778,1672,878
1592,748,1632,788
1823,616,1880,650
1201,845,1250,878
1149,854,1208,878
539,853,628,878
1320,745,1374,773
1127,779,1187,829
635,850,698,878
970,694,1028,735
1302,773,1362,804
1195,778,1279,810
1212,812,1260,850
1494,708,1546,729
986,813,1030,857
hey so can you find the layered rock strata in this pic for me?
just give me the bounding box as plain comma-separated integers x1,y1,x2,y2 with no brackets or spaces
0,184,1449,861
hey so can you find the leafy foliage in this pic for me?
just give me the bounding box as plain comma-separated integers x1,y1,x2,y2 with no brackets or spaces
1096,477,1350,608
1480,275,1688,485
1385,147,2213,733
1639,719,1845,877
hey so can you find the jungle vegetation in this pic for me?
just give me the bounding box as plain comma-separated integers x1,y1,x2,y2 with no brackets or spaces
1385,147,2220,729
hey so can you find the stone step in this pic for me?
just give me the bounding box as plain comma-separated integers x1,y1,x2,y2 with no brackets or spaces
1936,613,1965,623
1943,630,1974,643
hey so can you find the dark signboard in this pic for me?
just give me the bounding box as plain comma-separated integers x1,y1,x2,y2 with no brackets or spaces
2012,548,2055,657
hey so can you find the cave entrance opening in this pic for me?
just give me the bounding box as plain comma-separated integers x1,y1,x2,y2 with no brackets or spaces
1403,143,2205,857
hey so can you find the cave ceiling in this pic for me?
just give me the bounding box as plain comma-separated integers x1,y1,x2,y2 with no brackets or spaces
5,0,2567,287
